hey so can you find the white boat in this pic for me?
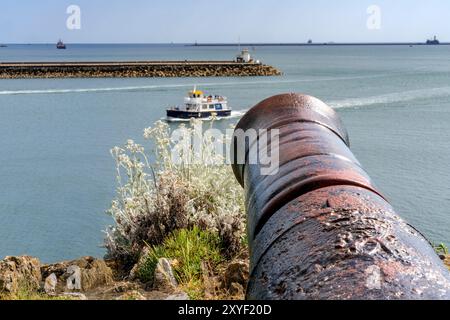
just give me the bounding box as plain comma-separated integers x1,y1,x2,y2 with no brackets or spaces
166,87,232,120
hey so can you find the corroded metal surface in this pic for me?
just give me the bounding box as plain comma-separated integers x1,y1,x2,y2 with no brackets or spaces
232,93,450,300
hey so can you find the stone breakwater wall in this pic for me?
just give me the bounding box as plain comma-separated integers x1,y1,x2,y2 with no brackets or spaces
0,61,282,79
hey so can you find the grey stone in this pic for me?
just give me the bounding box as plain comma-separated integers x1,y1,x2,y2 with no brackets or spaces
153,258,178,292
44,273,58,294
165,292,190,300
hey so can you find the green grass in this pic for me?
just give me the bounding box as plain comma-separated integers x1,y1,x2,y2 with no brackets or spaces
434,243,449,256
138,227,223,299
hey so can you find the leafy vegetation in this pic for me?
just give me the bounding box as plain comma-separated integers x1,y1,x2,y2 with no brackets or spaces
137,227,223,299
105,119,246,270
434,243,449,256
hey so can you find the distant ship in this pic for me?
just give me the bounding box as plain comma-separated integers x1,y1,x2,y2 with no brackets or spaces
426,36,440,45
56,40,66,49
0,44,7,48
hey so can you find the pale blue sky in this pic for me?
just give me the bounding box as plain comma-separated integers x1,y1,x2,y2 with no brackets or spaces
1,0,449,43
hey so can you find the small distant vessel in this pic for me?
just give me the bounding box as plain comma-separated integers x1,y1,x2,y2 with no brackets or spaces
426,36,440,45
0,44,7,48
56,40,66,49
236,49,252,63
166,87,232,120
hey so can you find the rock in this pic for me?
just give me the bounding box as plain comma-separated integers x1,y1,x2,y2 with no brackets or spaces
42,256,113,293
77,257,113,291
165,291,190,300
0,256,41,294
153,258,178,292
41,261,70,281
66,265,82,291
60,292,87,300
105,281,140,294
116,290,147,300
229,282,244,296
128,247,150,281
222,261,249,291
44,273,58,294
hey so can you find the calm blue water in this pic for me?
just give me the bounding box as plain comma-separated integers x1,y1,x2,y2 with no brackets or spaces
1,44,450,262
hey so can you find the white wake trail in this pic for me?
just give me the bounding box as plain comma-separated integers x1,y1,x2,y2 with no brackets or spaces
328,87,450,109
0,73,394,96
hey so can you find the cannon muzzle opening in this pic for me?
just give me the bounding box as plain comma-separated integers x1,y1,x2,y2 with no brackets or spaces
231,93,450,300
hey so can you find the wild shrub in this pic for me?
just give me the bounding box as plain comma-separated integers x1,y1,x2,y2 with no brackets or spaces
105,120,246,267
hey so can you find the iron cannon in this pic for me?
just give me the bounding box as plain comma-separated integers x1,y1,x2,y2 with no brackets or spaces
231,93,450,300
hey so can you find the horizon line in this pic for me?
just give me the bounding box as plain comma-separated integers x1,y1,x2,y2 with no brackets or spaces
2,41,449,46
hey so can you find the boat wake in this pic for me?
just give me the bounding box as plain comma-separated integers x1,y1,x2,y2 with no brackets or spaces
0,85,190,96
0,73,399,96
328,87,450,109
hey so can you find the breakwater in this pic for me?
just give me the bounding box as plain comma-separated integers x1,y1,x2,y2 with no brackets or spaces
0,61,282,79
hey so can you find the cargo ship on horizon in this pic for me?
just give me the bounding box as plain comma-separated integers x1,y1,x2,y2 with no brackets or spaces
426,36,440,45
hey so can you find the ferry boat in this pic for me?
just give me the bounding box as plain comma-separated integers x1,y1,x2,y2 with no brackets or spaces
166,87,232,120
56,40,66,49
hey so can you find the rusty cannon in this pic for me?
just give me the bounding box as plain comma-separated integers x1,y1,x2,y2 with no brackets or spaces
231,93,450,300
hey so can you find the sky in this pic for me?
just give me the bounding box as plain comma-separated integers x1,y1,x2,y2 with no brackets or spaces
1,0,450,43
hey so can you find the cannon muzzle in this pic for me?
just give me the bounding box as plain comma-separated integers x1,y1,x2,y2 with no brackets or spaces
231,93,450,300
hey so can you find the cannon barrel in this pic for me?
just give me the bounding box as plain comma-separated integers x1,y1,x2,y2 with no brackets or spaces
231,93,450,300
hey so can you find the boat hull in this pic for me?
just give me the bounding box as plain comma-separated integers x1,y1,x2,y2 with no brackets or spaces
166,109,232,119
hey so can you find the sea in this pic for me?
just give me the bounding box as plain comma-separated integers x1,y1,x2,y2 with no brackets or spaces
1,44,450,262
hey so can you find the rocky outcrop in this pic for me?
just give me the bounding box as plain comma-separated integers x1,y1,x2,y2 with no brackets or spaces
0,255,190,300
0,254,229,300
0,256,42,295
0,62,282,79
41,256,113,293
